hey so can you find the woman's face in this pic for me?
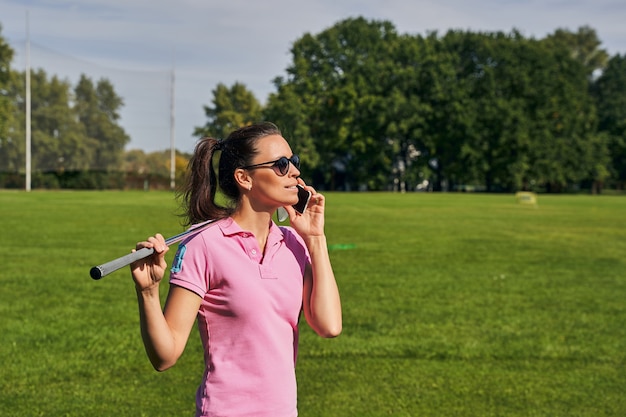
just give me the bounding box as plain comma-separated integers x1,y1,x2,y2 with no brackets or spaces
245,134,301,210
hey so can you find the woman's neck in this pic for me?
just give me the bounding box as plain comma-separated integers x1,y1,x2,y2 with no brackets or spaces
231,209,273,252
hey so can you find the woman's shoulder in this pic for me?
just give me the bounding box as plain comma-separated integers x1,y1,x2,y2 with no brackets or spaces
180,217,229,246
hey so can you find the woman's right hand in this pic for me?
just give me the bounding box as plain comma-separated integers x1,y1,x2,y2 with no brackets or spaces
130,233,169,291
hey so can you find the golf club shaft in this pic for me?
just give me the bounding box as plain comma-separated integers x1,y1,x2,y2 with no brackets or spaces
90,219,216,280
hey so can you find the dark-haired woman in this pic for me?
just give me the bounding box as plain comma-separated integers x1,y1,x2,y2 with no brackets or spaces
130,122,342,417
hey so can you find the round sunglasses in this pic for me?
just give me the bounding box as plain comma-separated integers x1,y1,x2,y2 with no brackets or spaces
241,155,300,176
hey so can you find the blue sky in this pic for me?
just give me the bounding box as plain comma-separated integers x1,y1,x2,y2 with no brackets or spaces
2,0,625,152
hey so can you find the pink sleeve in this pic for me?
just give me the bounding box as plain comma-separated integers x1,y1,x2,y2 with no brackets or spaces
169,234,210,298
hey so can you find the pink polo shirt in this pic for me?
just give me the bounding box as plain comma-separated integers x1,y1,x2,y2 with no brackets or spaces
169,217,310,417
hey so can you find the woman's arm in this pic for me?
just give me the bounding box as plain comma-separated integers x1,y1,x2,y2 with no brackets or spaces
286,186,342,338
136,285,202,371
131,234,202,371
302,235,342,338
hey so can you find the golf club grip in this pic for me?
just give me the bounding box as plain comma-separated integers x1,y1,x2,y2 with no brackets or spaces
90,247,154,280
90,219,218,281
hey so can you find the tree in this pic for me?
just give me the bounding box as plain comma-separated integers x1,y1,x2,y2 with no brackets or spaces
428,30,600,192
74,74,129,171
24,69,87,173
376,31,451,192
416,30,479,191
193,82,263,139
544,26,609,78
438,30,541,192
264,82,319,181
268,17,403,190
593,54,626,188
2,68,129,182
122,148,189,190
0,25,16,173
1,70,24,176
217,19,618,193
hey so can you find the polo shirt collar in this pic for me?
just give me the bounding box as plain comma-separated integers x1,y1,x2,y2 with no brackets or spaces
219,216,285,241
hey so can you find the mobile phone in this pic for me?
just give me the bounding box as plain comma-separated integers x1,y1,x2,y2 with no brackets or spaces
292,184,312,214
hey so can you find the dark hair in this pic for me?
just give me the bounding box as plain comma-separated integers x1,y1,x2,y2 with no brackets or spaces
178,122,282,226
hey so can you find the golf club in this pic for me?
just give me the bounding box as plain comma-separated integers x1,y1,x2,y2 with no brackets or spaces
89,219,217,280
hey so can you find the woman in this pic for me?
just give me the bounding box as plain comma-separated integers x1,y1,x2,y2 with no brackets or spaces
130,122,342,417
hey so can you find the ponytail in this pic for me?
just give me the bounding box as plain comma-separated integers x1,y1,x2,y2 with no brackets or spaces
178,137,231,226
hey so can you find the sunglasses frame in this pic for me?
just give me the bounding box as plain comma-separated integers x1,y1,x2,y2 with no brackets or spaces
241,155,300,176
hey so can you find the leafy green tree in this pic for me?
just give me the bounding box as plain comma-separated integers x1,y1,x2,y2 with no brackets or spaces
3,69,129,179
1,70,24,175
0,25,16,172
526,40,602,192
74,74,129,171
429,30,600,192
415,30,477,191
124,149,189,187
25,69,86,172
438,30,539,192
544,26,609,77
593,54,626,187
263,19,615,192
193,82,263,139
376,32,453,192
264,83,319,181
269,17,403,190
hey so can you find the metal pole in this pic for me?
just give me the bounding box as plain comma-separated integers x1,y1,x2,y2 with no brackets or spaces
25,10,31,192
169,59,176,190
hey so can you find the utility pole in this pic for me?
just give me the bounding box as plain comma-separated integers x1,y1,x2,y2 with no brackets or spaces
169,56,176,190
25,10,31,191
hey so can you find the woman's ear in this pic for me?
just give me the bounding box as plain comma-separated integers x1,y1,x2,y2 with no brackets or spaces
234,168,253,191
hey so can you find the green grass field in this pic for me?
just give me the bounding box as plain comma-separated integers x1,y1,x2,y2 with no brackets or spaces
1,190,625,416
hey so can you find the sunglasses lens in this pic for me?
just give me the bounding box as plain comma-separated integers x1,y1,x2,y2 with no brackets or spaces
291,155,300,170
275,157,290,176
270,155,300,176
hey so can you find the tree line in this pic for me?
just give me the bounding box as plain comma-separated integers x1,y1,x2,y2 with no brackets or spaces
1,18,625,192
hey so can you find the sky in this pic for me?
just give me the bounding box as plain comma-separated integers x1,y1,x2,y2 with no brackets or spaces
2,0,626,153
